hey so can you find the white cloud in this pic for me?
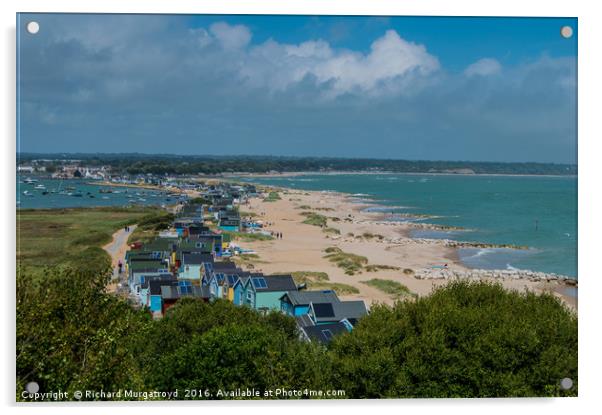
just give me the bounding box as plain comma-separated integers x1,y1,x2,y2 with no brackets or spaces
464,58,502,77
239,29,440,97
209,22,251,50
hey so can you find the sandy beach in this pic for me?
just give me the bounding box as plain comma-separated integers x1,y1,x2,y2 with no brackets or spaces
228,186,577,311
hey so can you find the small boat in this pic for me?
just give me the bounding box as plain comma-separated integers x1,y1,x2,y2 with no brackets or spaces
102,196,110,200
34,184,46,190
22,190,34,196
42,191,49,195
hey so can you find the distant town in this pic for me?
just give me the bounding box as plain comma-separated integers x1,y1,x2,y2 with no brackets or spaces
17,153,578,177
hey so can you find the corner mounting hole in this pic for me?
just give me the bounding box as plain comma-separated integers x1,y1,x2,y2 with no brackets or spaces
560,26,573,39
27,21,40,35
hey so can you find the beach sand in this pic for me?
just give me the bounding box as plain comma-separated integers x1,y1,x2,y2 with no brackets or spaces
230,187,577,310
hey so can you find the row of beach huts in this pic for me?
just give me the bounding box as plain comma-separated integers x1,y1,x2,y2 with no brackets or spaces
124,183,368,344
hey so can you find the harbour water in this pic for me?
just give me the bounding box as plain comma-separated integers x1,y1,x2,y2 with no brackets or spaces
16,178,182,209
242,174,577,278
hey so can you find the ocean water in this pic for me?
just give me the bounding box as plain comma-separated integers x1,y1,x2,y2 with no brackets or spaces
242,174,577,278
16,178,180,209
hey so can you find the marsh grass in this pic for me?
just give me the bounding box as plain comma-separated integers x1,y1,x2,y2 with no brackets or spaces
17,206,159,279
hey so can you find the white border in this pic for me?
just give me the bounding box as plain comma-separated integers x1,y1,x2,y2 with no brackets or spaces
2,1,600,415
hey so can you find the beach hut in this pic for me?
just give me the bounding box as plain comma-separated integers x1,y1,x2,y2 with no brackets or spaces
243,275,298,312
280,290,340,316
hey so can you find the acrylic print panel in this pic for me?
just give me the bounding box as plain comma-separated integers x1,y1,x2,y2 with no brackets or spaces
16,13,577,401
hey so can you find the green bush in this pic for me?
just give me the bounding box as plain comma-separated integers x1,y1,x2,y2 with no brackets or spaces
330,281,577,398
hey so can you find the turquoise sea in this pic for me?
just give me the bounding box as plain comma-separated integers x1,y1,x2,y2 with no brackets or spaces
16,178,182,209
241,174,577,279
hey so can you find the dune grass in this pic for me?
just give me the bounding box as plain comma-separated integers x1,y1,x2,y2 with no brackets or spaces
300,211,329,227
361,278,415,299
223,231,274,242
311,282,360,295
323,247,368,275
290,271,330,284
239,210,258,218
365,264,401,272
263,192,281,202
232,253,266,267
288,271,359,295
323,227,341,235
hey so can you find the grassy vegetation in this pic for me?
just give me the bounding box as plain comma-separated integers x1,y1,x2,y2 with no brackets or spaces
232,253,266,267
189,197,212,205
127,211,175,245
300,211,328,227
312,282,360,295
287,271,359,295
361,278,415,299
263,192,281,202
224,231,274,242
365,264,401,272
290,271,330,284
323,247,368,275
17,206,161,279
323,227,341,235
297,204,311,210
239,210,258,218
360,232,384,240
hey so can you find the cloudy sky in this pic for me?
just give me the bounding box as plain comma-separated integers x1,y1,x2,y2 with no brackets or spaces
17,14,577,163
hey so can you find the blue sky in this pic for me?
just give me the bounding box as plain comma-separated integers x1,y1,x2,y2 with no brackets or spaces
17,14,577,163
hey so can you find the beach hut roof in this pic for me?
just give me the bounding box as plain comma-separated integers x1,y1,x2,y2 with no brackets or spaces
282,290,340,306
301,322,349,344
182,253,213,265
311,300,368,323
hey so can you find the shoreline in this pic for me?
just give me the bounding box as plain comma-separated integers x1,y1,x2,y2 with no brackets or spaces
227,184,577,311
227,170,577,179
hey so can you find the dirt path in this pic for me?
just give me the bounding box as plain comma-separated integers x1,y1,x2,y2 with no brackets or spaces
103,225,137,292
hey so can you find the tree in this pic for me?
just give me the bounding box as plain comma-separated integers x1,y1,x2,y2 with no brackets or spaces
136,299,333,398
16,266,150,400
330,281,578,398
